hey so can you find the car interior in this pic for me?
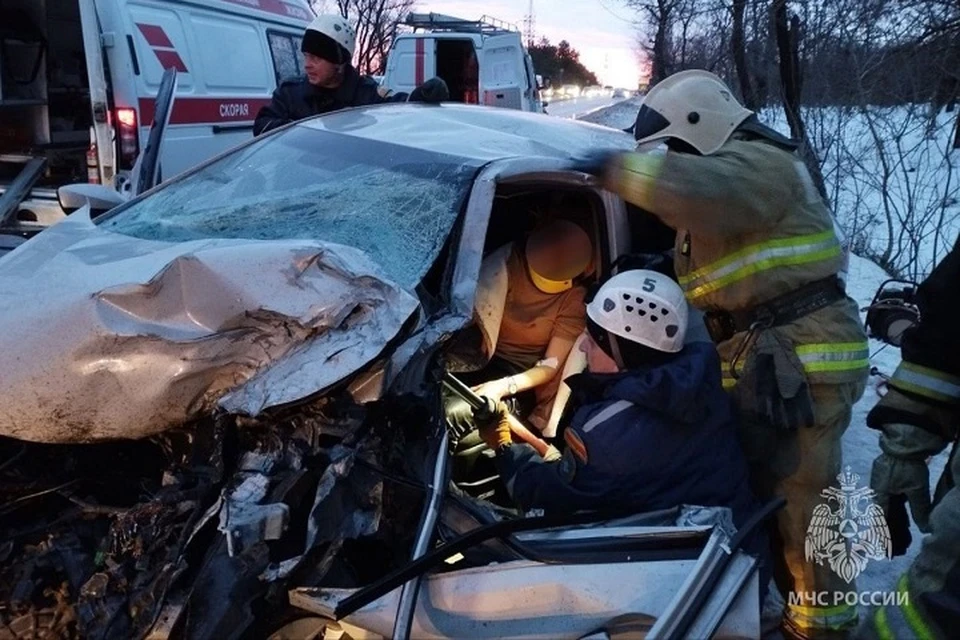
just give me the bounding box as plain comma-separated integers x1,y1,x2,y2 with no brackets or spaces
442,184,608,505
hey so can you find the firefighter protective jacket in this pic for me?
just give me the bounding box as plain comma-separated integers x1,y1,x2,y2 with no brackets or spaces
605,137,869,389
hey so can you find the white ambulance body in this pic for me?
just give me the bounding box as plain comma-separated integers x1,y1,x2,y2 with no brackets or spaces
383,13,544,114
0,0,312,234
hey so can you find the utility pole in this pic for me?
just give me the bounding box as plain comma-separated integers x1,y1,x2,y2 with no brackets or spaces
523,0,535,47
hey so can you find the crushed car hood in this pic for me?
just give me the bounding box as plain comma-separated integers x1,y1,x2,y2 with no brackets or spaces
0,210,419,443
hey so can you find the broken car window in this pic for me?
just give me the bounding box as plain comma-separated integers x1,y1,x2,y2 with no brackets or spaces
97,126,479,289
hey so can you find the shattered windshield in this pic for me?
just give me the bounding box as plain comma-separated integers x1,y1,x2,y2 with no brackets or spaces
97,125,479,289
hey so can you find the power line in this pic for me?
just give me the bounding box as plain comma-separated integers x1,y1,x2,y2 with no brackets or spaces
597,0,638,24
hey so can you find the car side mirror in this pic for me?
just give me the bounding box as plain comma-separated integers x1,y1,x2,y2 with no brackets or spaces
58,183,127,217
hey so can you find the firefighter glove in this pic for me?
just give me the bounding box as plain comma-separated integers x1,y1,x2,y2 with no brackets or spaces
408,76,449,104
472,396,501,428
737,332,815,431
567,149,620,177
871,448,933,534
473,400,512,450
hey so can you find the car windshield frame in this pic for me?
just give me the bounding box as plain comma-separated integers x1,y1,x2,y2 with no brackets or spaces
96,123,483,291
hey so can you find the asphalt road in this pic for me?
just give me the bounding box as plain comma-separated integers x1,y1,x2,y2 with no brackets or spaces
545,95,625,119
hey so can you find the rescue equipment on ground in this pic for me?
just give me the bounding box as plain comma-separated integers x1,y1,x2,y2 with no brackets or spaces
864,279,921,347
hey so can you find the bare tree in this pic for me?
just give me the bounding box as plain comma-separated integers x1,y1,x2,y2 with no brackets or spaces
630,0,733,85
731,0,757,109
772,0,829,200
629,0,680,83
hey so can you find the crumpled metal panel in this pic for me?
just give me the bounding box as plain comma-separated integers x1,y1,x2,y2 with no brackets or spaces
0,211,418,443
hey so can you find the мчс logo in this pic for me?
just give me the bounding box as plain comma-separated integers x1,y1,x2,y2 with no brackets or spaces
805,466,892,583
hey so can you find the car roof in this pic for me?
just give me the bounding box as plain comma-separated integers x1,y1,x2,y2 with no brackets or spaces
300,103,637,163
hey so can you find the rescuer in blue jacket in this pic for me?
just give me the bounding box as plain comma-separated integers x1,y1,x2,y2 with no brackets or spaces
476,268,757,528
254,14,448,136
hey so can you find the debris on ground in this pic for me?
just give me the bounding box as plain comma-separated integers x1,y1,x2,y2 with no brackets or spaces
0,391,433,639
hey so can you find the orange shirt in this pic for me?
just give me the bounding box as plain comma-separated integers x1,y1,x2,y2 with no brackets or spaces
495,247,586,369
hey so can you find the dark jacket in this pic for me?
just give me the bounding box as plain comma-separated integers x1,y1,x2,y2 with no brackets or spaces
254,66,406,136
496,342,756,526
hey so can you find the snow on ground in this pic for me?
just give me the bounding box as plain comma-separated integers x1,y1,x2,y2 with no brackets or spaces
761,106,960,279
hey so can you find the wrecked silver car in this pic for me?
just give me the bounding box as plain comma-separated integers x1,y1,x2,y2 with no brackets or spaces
0,103,765,639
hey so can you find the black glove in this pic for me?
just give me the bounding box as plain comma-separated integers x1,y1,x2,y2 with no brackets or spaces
567,149,619,177
408,77,449,104
886,493,913,557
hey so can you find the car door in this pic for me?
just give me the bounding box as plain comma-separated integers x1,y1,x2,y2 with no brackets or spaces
130,67,178,196
78,0,116,186
479,35,524,110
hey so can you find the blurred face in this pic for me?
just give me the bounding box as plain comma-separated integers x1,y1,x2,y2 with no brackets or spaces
580,334,620,374
525,221,593,288
304,52,343,89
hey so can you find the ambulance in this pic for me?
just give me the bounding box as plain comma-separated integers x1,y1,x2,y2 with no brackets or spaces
382,13,545,114
0,0,312,236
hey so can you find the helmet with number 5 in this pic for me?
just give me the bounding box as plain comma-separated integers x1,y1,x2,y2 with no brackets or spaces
586,269,688,355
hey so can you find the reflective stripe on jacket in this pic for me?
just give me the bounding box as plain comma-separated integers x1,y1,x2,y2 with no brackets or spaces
889,362,960,405
868,574,944,640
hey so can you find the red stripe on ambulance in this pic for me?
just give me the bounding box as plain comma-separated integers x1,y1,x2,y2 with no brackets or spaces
136,24,190,73
153,50,188,73
414,38,425,86
139,97,272,125
136,23,173,48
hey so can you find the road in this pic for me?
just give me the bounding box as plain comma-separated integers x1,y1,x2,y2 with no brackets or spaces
545,95,624,119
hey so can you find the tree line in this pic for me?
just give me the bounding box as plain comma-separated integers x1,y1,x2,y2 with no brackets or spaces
528,38,601,88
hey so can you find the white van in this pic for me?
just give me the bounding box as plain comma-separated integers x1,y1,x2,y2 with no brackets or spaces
0,0,312,235
383,13,545,114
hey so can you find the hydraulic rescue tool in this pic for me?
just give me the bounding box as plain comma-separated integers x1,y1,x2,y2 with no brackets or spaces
442,371,557,459
864,278,921,347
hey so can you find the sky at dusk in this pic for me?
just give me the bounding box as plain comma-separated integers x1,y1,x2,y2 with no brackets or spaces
420,0,648,87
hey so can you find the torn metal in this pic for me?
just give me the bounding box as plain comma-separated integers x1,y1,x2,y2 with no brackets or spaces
0,210,418,443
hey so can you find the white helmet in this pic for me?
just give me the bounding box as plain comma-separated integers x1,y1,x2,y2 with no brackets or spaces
633,69,752,155
586,269,688,354
303,14,357,60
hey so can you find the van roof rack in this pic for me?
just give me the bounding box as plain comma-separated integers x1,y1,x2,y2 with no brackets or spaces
403,13,519,35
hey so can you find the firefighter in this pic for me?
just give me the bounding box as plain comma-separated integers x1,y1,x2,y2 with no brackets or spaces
572,70,869,639
474,269,759,528
858,235,960,639
253,15,448,135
